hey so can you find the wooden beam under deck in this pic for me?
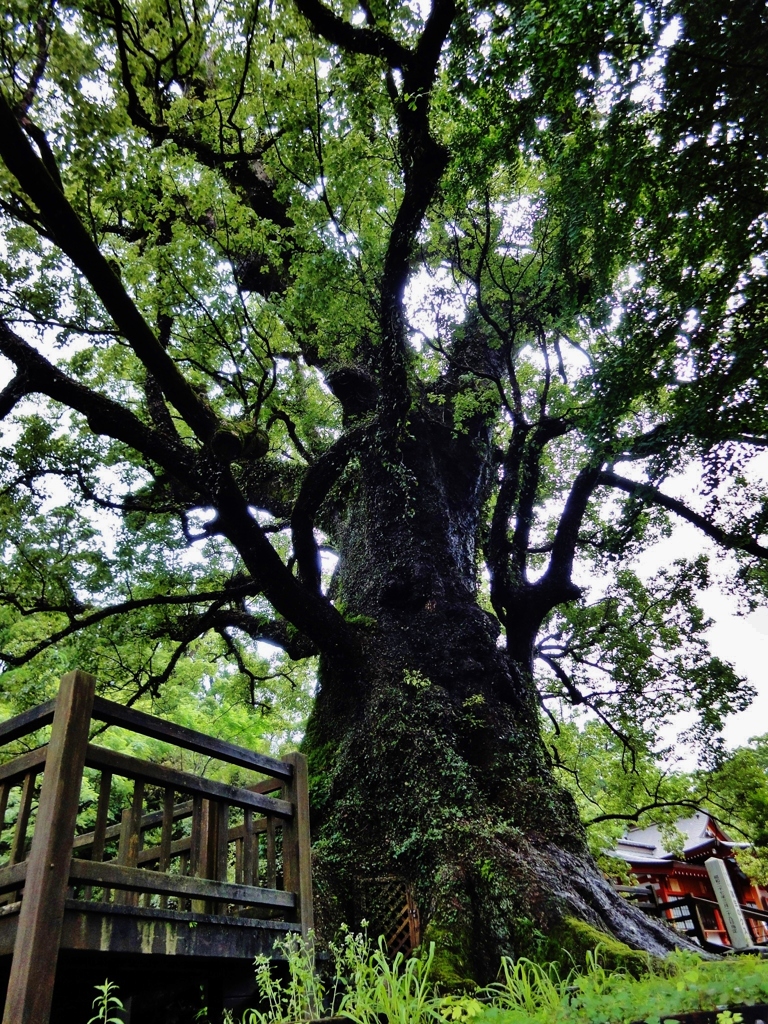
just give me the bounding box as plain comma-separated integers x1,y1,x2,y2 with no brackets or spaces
0,900,295,960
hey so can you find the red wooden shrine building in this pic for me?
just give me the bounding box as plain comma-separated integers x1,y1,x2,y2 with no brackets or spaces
613,813,768,947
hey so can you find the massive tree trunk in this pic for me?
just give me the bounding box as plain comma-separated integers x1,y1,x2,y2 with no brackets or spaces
303,405,685,981
0,0,736,982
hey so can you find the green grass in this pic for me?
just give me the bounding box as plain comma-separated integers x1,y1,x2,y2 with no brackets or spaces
89,933,768,1024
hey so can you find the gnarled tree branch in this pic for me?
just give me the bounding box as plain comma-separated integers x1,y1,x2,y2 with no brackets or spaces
599,469,768,559
0,89,219,443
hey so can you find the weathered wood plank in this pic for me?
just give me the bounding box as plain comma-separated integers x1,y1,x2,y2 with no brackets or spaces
251,777,284,795
7,771,35,902
190,794,204,878
91,771,113,864
211,801,230,913
178,848,190,911
136,814,271,866
84,744,293,817
158,787,174,909
0,862,28,894
58,900,295,958
235,835,243,885
91,697,292,780
0,700,56,746
84,771,112,901
281,752,314,936
0,899,298,961
139,833,193,864
117,781,144,907
191,797,210,913
0,782,8,836
266,816,276,890
73,798,193,850
8,771,35,867
68,858,296,908
2,669,96,1024
0,746,47,785
243,808,255,887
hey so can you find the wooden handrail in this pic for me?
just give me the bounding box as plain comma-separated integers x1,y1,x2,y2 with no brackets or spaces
0,747,47,784
0,671,314,1024
68,858,295,908
0,862,28,894
73,799,194,851
0,701,56,746
84,744,293,818
135,817,272,865
91,697,292,779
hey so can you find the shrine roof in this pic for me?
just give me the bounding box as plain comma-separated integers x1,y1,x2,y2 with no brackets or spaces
612,812,748,864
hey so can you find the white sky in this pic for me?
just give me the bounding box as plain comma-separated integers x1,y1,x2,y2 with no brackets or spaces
637,524,768,752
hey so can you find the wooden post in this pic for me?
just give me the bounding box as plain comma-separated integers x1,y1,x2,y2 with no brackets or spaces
158,786,174,909
3,670,96,1024
191,796,209,913
8,772,37,902
208,800,229,913
265,816,277,890
84,770,112,901
706,856,753,949
242,808,255,886
116,780,144,906
281,752,314,936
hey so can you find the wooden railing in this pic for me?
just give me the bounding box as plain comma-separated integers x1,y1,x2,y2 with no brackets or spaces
0,671,312,1024
637,892,768,950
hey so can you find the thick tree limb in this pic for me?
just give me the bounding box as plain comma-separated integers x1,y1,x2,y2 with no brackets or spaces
0,320,195,476
487,425,528,616
297,0,453,423
208,609,317,659
408,0,456,92
291,424,369,592
293,0,411,67
510,419,569,580
541,465,602,597
0,322,354,654
0,585,316,667
0,373,29,419
107,0,292,230
599,470,768,559
0,90,219,443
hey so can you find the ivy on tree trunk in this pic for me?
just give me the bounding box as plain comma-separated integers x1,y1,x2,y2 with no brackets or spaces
0,0,767,975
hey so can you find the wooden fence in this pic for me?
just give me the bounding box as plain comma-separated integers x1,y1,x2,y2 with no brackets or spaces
0,671,312,1024
617,884,768,951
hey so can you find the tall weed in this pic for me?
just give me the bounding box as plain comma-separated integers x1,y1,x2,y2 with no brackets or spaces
89,937,768,1024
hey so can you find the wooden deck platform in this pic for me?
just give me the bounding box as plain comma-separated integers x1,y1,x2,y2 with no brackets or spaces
0,671,313,1023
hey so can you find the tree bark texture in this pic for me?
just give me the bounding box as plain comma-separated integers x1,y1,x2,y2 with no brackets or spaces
303,405,686,980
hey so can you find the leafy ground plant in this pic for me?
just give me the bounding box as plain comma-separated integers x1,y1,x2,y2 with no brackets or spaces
236,933,325,1024
479,948,768,1024
87,980,125,1024
330,931,441,1024
92,940,768,1024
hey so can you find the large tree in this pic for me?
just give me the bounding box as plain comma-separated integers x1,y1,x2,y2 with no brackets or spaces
0,0,767,979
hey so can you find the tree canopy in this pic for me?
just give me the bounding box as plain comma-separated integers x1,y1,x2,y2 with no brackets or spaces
1,0,767,970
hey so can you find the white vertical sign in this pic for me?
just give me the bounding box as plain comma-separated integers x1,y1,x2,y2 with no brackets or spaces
705,857,753,949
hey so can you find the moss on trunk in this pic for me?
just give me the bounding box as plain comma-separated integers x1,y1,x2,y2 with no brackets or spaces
303,410,692,980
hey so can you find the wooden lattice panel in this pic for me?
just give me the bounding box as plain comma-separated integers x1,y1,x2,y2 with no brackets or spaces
355,876,420,955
